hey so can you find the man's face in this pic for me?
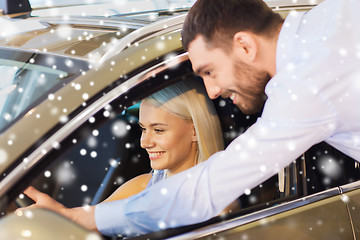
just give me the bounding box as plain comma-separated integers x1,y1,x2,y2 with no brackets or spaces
188,35,270,114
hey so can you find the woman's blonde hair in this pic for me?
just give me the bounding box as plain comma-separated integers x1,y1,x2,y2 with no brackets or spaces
143,78,224,164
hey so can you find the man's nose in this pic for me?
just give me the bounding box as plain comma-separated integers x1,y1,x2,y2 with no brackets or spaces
203,79,222,99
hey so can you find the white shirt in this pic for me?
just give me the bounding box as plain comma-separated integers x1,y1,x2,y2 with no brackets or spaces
95,0,360,236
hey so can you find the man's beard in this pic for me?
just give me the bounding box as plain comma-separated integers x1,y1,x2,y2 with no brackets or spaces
233,58,270,115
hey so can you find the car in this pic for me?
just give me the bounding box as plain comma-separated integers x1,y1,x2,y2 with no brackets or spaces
1,0,360,239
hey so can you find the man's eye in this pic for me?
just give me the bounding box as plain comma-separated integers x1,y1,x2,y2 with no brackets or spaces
140,127,146,132
204,71,211,76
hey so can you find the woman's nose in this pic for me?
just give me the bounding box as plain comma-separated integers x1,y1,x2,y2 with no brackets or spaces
140,132,154,149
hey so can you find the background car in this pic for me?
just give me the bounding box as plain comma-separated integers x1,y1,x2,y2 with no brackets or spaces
1,0,360,239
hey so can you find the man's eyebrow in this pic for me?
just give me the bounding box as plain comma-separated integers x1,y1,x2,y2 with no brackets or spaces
194,65,207,76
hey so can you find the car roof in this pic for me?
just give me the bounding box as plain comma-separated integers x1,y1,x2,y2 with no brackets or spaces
0,0,323,62
0,8,187,63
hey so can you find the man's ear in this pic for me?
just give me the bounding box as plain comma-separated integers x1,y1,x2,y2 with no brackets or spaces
232,32,257,62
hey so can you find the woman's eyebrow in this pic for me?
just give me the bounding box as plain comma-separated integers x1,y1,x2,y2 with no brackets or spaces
138,122,168,127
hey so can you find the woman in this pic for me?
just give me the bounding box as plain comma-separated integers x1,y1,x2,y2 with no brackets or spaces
19,78,231,230
102,78,224,201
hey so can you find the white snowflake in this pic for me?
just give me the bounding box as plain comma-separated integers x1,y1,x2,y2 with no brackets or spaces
56,161,76,185
287,141,296,151
115,177,124,185
156,41,165,51
59,115,69,123
160,188,168,195
157,221,167,229
87,136,98,148
56,25,73,39
318,157,342,178
21,230,32,238
80,149,87,156
109,158,118,167
0,149,8,165
85,233,102,240
81,185,88,192
219,100,226,107
44,170,51,178
90,151,97,158
111,120,129,137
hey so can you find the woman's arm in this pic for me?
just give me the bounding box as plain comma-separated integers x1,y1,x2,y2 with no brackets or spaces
103,173,151,202
19,186,97,231
19,173,151,231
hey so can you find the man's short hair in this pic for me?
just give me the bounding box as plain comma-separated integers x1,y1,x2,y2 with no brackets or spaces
181,0,284,51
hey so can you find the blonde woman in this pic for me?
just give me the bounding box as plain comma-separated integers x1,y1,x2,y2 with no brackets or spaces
103,78,224,201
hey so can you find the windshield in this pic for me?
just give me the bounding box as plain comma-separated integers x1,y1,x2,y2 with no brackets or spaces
0,48,88,132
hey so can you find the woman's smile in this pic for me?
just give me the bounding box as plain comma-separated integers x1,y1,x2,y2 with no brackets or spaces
147,151,165,161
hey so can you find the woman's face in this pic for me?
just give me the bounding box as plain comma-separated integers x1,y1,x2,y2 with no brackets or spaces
139,101,197,176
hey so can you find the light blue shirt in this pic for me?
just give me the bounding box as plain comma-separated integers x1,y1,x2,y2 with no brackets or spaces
95,0,360,236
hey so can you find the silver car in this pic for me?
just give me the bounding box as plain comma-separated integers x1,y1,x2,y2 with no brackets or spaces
1,0,360,239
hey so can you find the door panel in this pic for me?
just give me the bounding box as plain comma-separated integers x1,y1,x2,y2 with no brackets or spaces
200,195,353,240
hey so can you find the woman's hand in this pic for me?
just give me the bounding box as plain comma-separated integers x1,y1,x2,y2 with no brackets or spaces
16,186,98,232
18,186,67,214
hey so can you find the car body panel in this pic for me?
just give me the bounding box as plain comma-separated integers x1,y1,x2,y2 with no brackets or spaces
0,208,103,239
197,194,353,240
162,187,352,240
217,196,352,239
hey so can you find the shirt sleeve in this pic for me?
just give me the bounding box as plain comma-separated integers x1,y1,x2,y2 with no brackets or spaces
95,75,338,237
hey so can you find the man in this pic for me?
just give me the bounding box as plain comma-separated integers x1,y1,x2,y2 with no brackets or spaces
94,0,360,236
22,0,360,237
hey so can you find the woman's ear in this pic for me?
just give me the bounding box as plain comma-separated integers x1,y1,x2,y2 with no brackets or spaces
232,31,257,63
191,124,197,142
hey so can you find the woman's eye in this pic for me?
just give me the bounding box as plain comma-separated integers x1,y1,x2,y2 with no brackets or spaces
154,129,164,133
204,71,212,76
